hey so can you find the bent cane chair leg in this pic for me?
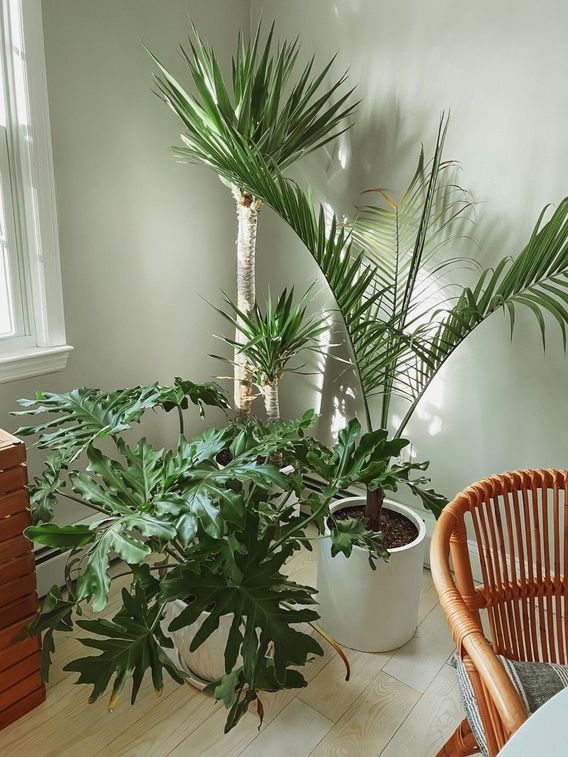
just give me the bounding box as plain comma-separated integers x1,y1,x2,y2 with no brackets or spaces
436,718,479,757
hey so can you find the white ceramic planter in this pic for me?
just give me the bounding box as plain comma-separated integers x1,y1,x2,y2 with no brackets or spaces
317,496,426,653
161,601,236,689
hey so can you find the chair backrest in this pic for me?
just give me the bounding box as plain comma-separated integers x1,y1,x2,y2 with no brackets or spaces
443,469,568,665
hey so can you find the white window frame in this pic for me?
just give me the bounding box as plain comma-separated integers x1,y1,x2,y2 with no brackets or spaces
0,0,71,383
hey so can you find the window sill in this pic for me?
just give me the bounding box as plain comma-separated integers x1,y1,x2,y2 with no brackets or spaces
0,344,73,384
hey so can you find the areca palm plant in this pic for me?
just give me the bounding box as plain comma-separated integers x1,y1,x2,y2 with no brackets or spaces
148,21,356,417
214,286,329,423
348,117,568,443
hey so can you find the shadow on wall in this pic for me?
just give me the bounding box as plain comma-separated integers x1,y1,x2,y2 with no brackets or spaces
312,166,525,477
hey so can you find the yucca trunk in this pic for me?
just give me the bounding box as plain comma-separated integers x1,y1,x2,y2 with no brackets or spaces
264,380,282,467
263,380,280,423
233,189,261,418
365,487,385,532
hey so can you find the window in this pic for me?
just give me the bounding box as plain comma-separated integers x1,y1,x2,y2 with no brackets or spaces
0,0,70,382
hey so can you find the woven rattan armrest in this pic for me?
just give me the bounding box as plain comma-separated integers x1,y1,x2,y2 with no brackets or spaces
431,508,528,740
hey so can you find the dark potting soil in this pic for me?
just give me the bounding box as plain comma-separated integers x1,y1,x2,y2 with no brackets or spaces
216,449,267,466
330,505,418,549
216,448,233,467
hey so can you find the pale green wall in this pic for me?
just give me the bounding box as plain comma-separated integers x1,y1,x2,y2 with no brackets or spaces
0,0,250,520
251,0,568,503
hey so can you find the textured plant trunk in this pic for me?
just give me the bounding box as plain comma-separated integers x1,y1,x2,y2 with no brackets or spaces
233,189,261,418
264,381,282,467
365,486,385,532
264,381,280,422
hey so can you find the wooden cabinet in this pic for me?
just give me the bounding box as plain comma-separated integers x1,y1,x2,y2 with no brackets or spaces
0,430,45,730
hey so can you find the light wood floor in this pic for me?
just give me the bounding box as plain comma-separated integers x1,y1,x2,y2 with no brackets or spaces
0,542,468,757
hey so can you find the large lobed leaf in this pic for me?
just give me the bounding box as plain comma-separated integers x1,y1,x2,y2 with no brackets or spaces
293,417,446,518
14,379,228,523
160,510,323,727
64,585,185,709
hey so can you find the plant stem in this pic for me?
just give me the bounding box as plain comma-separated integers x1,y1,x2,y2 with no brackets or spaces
233,188,260,418
365,486,385,531
177,406,185,436
264,380,282,467
164,546,184,563
272,495,333,551
264,380,280,422
55,489,108,516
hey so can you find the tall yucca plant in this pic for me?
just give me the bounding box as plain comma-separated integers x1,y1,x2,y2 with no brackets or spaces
149,21,356,417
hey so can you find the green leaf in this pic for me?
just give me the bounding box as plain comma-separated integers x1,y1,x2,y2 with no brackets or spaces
149,20,356,177
29,451,68,524
156,377,228,417
13,380,226,470
214,285,329,387
77,515,176,611
160,511,323,685
408,484,448,519
329,517,389,564
64,585,185,709
25,523,95,549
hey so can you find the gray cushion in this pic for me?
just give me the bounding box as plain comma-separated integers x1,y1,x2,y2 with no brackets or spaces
454,654,568,756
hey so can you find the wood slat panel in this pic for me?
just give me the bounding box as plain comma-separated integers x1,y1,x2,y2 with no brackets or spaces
0,616,36,652
0,535,32,563
0,511,31,543
0,491,28,518
0,637,40,673
0,429,43,732
0,596,37,632
0,432,26,470
0,553,35,587
0,671,42,712
0,574,37,609
0,467,27,496
0,654,40,694
0,687,45,730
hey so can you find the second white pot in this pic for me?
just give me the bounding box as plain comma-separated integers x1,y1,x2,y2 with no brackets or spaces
162,601,235,689
317,496,426,653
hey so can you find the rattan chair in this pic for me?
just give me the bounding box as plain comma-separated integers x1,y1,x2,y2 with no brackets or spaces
431,469,568,756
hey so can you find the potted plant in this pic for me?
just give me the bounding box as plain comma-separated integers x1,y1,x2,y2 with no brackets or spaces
14,378,436,731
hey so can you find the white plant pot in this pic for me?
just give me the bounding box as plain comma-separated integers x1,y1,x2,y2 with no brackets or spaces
317,496,426,653
162,601,235,690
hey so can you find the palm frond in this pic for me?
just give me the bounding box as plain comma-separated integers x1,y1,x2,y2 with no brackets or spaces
402,199,568,429
347,117,476,424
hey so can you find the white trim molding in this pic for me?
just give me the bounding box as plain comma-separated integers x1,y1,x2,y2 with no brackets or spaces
0,343,72,383
0,0,71,383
